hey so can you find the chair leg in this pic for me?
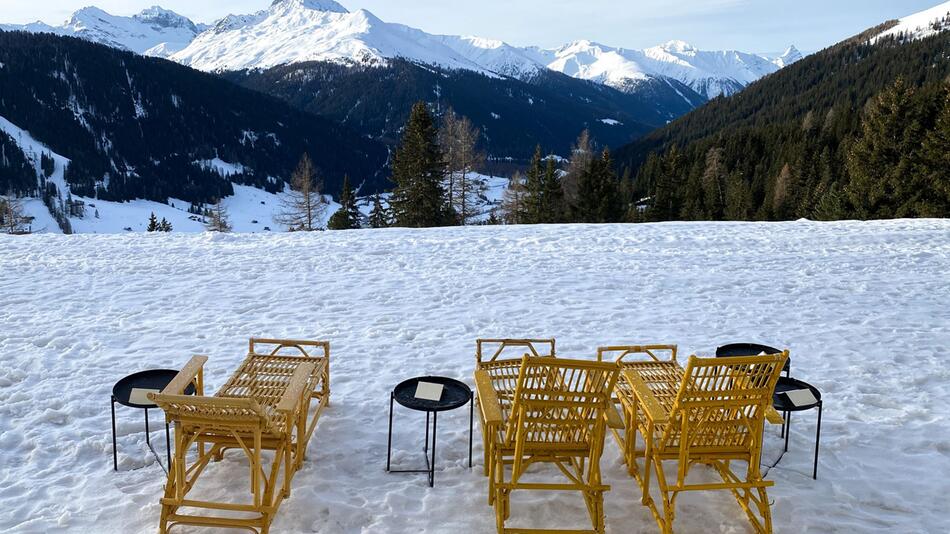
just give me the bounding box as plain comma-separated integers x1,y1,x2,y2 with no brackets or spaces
814,402,822,480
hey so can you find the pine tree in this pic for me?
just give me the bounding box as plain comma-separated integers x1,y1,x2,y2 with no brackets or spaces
159,217,172,232
915,88,950,217
147,212,159,232
701,147,727,219
573,149,622,223
522,146,545,224
205,199,232,232
327,175,362,230
724,170,752,220
369,192,390,228
846,79,925,219
389,102,449,227
276,153,327,231
541,157,565,223
772,163,795,219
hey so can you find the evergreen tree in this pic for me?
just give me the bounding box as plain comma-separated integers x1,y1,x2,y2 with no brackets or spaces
159,217,172,232
573,149,622,223
328,175,362,230
701,147,727,219
389,102,449,227
915,88,950,217
147,212,159,232
276,153,327,231
846,78,926,219
724,170,753,220
541,157,565,223
522,146,546,224
369,192,390,228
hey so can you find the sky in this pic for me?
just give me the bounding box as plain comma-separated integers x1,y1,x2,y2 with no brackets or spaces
1,0,943,52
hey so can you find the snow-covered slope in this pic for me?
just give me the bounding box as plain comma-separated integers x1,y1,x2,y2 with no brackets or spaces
1,220,949,533
873,1,950,44
169,0,794,97
1,5,206,55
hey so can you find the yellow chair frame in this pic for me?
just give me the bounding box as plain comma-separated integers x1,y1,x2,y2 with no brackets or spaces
475,339,557,475
476,356,620,534
149,338,330,534
617,352,788,534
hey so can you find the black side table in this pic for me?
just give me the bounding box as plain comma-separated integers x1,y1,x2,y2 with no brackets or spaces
773,376,823,479
111,369,195,473
386,376,473,487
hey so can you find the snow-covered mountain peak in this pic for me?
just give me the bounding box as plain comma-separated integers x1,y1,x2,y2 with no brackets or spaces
772,45,802,68
134,6,200,32
661,40,696,53
270,0,348,13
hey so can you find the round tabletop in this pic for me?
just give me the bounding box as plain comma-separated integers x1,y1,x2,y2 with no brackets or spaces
716,343,790,372
393,376,472,412
772,376,822,412
112,369,195,409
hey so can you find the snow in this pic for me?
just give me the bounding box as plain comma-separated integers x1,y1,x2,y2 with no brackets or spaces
0,220,948,533
2,6,204,55
873,1,950,44
195,157,247,178
599,118,622,126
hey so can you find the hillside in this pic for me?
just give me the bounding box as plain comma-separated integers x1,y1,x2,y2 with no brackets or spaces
0,31,388,219
225,59,702,159
614,22,950,221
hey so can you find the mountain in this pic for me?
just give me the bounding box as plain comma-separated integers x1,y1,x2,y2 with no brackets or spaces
170,0,794,99
613,5,950,222
0,31,387,228
225,58,703,159
1,6,207,55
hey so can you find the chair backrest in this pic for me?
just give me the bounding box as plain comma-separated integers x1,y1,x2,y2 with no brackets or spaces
661,353,787,454
476,338,556,364
249,338,329,359
504,357,619,451
597,345,678,363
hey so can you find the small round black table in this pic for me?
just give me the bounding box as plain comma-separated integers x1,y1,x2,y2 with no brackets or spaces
111,369,195,473
716,343,791,377
773,376,823,479
386,376,473,487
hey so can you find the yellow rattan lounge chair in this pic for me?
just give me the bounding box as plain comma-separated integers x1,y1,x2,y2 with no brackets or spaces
475,355,620,534
617,352,788,534
149,338,331,534
475,338,556,475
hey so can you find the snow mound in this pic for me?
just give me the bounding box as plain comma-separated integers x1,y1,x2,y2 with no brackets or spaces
0,220,948,532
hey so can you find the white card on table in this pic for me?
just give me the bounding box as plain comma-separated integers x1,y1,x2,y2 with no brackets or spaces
784,389,817,407
414,382,444,401
130,387,160,404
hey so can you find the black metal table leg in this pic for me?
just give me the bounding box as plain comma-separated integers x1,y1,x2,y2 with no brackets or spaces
111,396,117,471
468,391,474,469
425,411,430,454
784,412,791,452
386,392,394,471
813,401,822,480
430,411,437,487
144,408,150,445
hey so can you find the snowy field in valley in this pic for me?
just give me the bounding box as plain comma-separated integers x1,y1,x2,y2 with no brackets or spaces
0,220,948,533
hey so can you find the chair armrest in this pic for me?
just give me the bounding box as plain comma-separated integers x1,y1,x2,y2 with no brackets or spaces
161,355,208,395
622,370,670,425
605,403,625,429
474,370,503,426
276,362,316,413
765,406,784,425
